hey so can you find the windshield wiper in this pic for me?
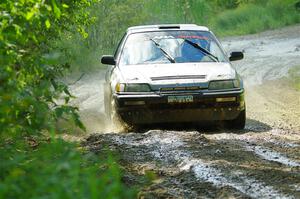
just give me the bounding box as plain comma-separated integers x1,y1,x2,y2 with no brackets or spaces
150,38,176,63
182,38,219,62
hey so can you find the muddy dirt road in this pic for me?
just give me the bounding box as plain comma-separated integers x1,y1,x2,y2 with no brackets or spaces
71,25,300,198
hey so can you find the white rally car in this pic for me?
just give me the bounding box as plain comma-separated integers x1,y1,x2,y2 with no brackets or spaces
101,24,245,129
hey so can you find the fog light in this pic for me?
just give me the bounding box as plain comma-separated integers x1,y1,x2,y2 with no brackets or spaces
124,101,145,106
216,97,236,102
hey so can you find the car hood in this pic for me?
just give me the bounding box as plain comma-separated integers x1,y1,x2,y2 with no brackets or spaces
118,62,236,84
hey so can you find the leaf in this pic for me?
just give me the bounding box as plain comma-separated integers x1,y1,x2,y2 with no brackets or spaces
63,87,72,97
51,79,58,90
45,19,51,29
51,0,61,19
64,96,70,104
25,11,35,20
62,4,69,8
13,24,22,36
55,107,64,118
45,4,52,11
77,27,89,39
74,115,86,131
69,108,86,131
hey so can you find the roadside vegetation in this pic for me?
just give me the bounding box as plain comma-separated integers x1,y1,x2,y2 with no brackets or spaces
211,0,300,36
1,0,299,198
146,0,300,36
0,0,134,198
0,139,135,198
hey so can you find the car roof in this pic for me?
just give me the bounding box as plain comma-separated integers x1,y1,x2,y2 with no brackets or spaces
127,24,210,34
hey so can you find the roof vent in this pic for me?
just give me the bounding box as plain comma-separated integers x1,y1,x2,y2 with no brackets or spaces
158,25,180,29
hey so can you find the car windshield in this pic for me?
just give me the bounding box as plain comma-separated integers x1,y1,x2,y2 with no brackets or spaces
119,30,227,65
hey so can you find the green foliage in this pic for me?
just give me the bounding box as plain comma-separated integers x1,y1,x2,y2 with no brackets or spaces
0,138,136,199
1,1,137,198
211,0,240,9
0,0,97,136
57,0,150,73
211,0,300,36
142,0,300,37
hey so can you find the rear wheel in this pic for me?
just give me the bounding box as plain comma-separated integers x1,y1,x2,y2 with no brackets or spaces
227,109,246,130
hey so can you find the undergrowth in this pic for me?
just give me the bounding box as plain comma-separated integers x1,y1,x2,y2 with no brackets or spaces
211,0,300,36
0,137,136,199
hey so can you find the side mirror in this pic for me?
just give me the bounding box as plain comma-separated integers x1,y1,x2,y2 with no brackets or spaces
229,51,244,61
101,55,116,65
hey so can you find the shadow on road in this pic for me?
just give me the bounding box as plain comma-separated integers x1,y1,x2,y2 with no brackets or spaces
130,118,272,134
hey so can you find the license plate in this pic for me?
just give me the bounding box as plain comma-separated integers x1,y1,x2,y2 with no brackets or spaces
168,95,193,103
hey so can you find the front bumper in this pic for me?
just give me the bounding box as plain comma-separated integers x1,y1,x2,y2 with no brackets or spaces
113,89,245,124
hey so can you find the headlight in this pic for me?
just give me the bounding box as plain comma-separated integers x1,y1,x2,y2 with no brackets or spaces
115,83,151,92
209,79,240,90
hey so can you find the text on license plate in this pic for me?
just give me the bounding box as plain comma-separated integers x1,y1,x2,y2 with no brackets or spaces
167,95,193,103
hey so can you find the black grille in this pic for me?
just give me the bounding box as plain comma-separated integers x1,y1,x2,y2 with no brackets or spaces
160,86,204,92
151,75,206,81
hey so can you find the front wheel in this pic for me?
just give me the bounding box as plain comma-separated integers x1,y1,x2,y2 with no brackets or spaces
227,109,246,130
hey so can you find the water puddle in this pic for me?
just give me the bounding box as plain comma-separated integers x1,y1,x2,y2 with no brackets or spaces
246,145,300,167
181,159,293,199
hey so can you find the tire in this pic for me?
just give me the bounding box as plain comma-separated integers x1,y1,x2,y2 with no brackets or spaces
227,109,246,130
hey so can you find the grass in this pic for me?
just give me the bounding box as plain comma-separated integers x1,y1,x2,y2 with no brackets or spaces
211,0,300,36
0,136,136,199
144,0,300,37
